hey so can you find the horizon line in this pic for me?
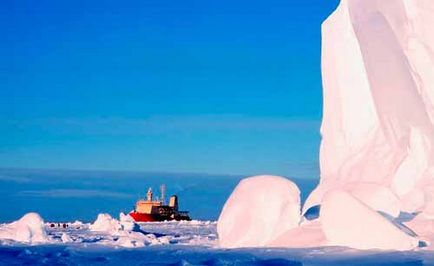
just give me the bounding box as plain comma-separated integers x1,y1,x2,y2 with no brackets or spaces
0,166,318,180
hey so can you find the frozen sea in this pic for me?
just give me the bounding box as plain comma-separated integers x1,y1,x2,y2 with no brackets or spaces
0,168,433,265
0,168,318,223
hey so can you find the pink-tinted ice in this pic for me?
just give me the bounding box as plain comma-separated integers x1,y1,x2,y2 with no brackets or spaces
218,0,434,250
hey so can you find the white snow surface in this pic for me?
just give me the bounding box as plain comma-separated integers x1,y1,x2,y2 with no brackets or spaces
217,175,301,248
0,212,217,248
217,0,434,250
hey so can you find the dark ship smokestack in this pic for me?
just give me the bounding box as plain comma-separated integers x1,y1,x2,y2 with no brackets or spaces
169,195,178,211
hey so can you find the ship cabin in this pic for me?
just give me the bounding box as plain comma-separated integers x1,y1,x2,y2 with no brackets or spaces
134,186,179,216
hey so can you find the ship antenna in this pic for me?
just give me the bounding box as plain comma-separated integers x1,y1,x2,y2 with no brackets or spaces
160,184,166,204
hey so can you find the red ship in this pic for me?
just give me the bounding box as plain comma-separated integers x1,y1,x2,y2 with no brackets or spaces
129,185,191,222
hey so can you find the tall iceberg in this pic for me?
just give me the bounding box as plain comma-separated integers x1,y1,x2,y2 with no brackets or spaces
305,0,434,217
218,0,434,250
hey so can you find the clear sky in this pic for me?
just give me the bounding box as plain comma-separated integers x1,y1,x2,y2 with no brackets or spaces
1,0,339,178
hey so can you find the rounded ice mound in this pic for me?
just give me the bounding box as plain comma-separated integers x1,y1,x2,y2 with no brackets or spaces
0,212,48,244
90,213,122,233
217,175,301,248
320,190,418,251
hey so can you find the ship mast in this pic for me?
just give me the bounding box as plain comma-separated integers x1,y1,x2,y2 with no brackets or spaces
160,184,166,204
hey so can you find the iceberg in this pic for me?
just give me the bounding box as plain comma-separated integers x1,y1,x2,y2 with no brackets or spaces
306,0,434,247
308,0,434,216
217,0,434,250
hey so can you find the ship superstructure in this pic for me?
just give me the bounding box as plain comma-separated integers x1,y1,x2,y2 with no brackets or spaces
129,184,191,222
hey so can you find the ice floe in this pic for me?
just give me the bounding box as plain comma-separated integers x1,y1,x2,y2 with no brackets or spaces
0,213,48,244
0,212,217,248
89,213,123,233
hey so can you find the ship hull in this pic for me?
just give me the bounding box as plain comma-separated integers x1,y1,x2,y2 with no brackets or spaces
129,211,191,222
129,212,164,222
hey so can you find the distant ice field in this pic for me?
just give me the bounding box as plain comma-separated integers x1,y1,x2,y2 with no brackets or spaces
1,169,434,265
0,168,318,223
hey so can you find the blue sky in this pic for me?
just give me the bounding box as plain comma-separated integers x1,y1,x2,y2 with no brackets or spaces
1,0,339,178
